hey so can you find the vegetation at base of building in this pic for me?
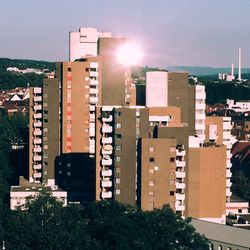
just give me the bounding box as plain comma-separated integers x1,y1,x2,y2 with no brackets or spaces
0,109,28,210
0,58,55,89
0,192,209,250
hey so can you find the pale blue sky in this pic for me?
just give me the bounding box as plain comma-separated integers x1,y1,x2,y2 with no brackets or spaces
0,0,250,68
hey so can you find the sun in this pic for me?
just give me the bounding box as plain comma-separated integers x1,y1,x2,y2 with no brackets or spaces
116,42,143,66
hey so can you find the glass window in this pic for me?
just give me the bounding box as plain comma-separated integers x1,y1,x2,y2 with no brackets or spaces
149,157,155,162
115,156,121,162
149,146,155,152
116,178,121,184
116,123,122,129
116,145,122,151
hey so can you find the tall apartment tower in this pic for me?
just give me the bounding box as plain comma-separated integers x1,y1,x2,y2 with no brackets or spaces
69,27,111,61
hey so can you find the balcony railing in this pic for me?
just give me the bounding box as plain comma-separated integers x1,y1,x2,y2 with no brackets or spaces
101,191,112,199
102,180,112,187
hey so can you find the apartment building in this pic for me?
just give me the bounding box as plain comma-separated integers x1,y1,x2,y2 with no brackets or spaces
11,27,233,225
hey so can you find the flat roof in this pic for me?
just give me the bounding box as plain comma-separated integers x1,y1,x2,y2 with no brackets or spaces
191,219,250,248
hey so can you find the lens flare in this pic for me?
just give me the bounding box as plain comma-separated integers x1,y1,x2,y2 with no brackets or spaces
116,42,143,66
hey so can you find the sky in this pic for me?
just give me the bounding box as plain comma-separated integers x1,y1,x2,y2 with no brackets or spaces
0,0,250,68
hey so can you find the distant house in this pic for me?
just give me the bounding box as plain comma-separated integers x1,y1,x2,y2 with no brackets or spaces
10,93,23,101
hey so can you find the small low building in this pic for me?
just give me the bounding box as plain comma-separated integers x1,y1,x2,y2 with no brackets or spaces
191,218,250,250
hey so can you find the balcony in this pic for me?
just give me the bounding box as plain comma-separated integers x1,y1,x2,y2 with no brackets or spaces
34,113,42,119
102,180,112,188
226,188,232,197
34,105,42,111
101,191,112,199
33,172,42,178
195,103,206,110
89,114,95,122
33,147,42,153
90,71,98,77
175,204,185,211
89,145,95,154
223,123,232,130
226,169,232,178
223,131,231,139
102,137,112,144
102,106,113,112
195,113,206,120
89,128,95,137
89,105,95,112
102,116,113,123
33,164,42,170
102,125,112,133
226,179,232,187
89,88,98,95
176,160,185,167
102,148,113,155
176,182,185,189
34,138,42,144
89,96,98,104
196,92,206,100
33,129,42,136
34,121,42,127
102,170,112,177
102,158,112,166
176,171,186,178
34,96,42,102
226,151,232,159
89,80,98,86
34,87,42,94
195,123,205,130
175,193,185,200
33,155,42,161
176,149,185,156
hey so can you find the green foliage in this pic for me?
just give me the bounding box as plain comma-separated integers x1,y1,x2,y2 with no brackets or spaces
2,194,209,250
0,57,55,89
0,110,28,209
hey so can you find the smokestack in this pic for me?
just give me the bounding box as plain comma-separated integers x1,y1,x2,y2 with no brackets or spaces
231,63,234,77
238,48,242,81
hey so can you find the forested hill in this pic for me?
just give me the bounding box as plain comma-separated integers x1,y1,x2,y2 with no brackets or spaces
0,58,55,71
0,58,55,89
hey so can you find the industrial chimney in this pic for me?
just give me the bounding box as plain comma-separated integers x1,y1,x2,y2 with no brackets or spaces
238,48,242,81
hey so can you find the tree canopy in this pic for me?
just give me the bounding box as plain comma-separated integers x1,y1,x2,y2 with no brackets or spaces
1,192,209,250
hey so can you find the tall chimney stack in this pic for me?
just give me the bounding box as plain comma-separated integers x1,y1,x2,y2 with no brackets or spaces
238,48,242,81
231,63,234,77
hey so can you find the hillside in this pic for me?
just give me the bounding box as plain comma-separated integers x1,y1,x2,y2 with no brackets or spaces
0,58,55,89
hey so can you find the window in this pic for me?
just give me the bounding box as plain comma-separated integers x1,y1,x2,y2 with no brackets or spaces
149,157,155,163
149,202,154,210
149,146,155,152
44,102,48,107
218,246,222,250
116,123,122,129
67,163,71,168
43,93,48,99
116,189,121,195
115,111,121,118
44,110,48,114
43,128,48,133
116,134,122,139
115,156,121,162
116,168,121,173
149,180,154,187
43,153,48,159
116,178,121,184
149,191,154,196
43,170,48,175
149,168,154,174
170,191,175,196
67,172,71,176
170,146,176,152
154,166,159,171
44,119,48,123
68,68,71,72
170,179,175,185
170,157,175,162
43,145,48,150
116,145,122,151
